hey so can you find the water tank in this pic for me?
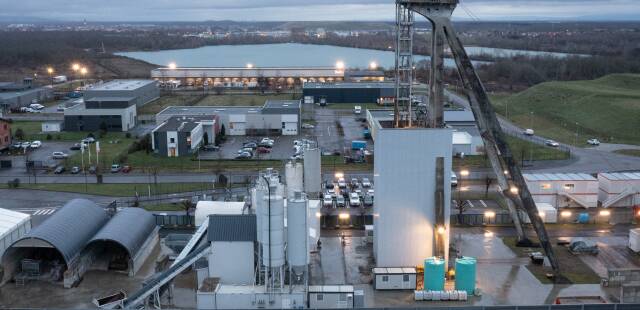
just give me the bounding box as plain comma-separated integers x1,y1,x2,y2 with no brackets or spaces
455,256,477,294
261,184,286,267
303,147,321,195
285,161,304,199
287,191,308,267
252,187,265,244
424,257,445,291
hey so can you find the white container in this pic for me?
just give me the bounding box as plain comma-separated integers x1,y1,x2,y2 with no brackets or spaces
424,291,433,301
459,290,468,301
414,290,424,301
432,291,441,301
287,193,308,267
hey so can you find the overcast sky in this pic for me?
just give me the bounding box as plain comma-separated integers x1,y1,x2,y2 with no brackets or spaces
2,0,639,22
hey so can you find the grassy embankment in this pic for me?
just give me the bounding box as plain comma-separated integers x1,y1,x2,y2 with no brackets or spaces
491,74,640,146
0,182,214,197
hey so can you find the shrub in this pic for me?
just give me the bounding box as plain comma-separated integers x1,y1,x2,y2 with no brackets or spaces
46,134,53,140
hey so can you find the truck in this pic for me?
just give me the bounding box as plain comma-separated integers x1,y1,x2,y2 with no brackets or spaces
351,140,367,150
363,128,371,139
52,75,68,84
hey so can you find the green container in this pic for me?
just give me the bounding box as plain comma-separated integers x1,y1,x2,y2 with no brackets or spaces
424,257,445,291
455,256,477,294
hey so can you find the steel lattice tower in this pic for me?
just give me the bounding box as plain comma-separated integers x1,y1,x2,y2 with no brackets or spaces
394,3,415,128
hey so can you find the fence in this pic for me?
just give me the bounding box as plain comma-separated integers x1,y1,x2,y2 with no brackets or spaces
451,212,514,226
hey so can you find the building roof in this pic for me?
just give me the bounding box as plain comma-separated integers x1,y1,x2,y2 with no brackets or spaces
452,131,472,145
444,110,475,123
524,173,597,182
303,82,395,89
344,70,385,78
0,87,49,101
263,99,301,114
308,285,354,293
0,208,30,242
153,115,205,133
599,172,640,181
88,208,156,258
85,96,136,103
12,199,108,264
0,82,30,92
372,267,417,274
87,80,156,91
207,214,256,242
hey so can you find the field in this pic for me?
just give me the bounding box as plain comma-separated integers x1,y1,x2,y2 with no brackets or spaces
491,74,640,146
139,93,300,115
615,149,640,157
2,182,214,197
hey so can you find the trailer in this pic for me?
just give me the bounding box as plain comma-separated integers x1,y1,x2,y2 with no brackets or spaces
351,140,367,150
52,76,68,84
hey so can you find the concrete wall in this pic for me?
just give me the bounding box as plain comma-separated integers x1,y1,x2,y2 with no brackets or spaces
208,241,254,285
64,104,137,132
374,128,452,268
130,226,159,276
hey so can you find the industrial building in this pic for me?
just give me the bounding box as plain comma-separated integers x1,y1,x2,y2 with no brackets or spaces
84,80,159,107
523,173,599,209
156,100,301,136
0,82,52,112
63,99,137,132
302,82,395,105
373,118,452,268
598,172,640,208
367,109,483,156
151,67,384,89
152,115,219,157
1,199,158,288
0,208,31,260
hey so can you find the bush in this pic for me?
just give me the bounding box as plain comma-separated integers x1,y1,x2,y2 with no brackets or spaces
7,178,20,188
46,134,53,140
125,132,131,138
56,135,61,140
14,128,24,140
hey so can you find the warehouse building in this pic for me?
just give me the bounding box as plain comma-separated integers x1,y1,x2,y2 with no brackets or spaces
1,199,158,287
151,67,384,89
302,82,395,105
156,100,301,136
367,109,484,156
0,82,52,112
152,115,220,157
84,80,159,107
523,173,599,209
63,98,137,132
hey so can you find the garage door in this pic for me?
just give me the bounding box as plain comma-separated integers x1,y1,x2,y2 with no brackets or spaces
229,122,246,135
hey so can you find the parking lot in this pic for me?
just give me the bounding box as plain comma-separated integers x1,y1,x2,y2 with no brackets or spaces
2,141,79,173
321,173,375,209
199,135,303,160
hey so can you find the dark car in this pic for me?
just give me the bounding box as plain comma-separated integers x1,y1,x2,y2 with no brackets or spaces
121,165,132,173
70,166,81,174
54,166,65,174
258,142,273,148
202,145,220,151
235,152,252,159
88,166,97,174
70,143,82,151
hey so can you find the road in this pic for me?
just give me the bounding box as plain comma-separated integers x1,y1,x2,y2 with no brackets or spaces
444,89,640,173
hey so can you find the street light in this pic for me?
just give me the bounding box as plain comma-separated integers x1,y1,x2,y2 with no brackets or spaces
459,169,469,177
246,63,254,69
47,67,54,86
509,186,519,195
369,61,378,70
335,61,345,71
168,62,177,70
72,63,80,72
436,225,446,235
80,67,88,76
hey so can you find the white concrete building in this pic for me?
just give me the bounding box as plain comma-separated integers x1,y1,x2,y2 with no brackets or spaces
41,121,63,132
0,208,31,259
523,173,598,209
373,123,452,268
206,215,256,285
598,172,640,208
308,285,355,309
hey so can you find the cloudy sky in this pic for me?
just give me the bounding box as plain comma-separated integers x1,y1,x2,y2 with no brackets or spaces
2,0,639,22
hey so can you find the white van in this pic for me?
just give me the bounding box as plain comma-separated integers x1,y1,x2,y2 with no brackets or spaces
354,106,362,114
523,128,535,136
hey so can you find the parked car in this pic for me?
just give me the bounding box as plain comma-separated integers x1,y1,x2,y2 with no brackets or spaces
545,140,560,147
82,137,96,144
88,166,97,174
523,128,535,136
587,138,600,146
110,164,121,173
235,152,252,159
70,143,82,150
202,145,220,151
351,178,359,188
121,165,132,173
11,142,22,149
354,106,362,114
569,239,599,255
323,194,334,207
361,178,372,188
363,194,374,206
327,189,337,198
302,123,315,129
242,142,258,149
52,151,68,159
451,172,458,187
30,140,42,148
20,141,31,148
257,146,271,154
258,142,273,148
336,195,346,207
57,105,66,112
337,178,347,188
261,137,275,145
70,166,81,174
53,166,65,174
349,193,361,207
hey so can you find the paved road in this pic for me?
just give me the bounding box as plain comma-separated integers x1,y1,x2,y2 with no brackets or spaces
444,89,640,173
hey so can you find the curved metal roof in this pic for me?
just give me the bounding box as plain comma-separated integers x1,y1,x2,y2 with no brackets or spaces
89,208,156,258
14,199,108,264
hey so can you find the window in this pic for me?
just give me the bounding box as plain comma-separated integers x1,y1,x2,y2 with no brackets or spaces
541,183,551,190
564,184,575,190
282,122,286,129
382,275,389,282
170,138,175,143
403,274,410,282
316,294,323,301
339,294,347,302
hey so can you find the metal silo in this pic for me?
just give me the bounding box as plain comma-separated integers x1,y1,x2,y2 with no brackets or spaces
287,191,308,266
303,146,321,197
262,183,285,268
285,161,304,199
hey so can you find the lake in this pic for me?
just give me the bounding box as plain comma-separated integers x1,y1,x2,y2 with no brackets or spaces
117,43,580,70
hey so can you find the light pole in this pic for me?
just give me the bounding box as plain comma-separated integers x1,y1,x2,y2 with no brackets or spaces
47,67,54,86
80,67,88,86
574,122,579,146
72,63,80,84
